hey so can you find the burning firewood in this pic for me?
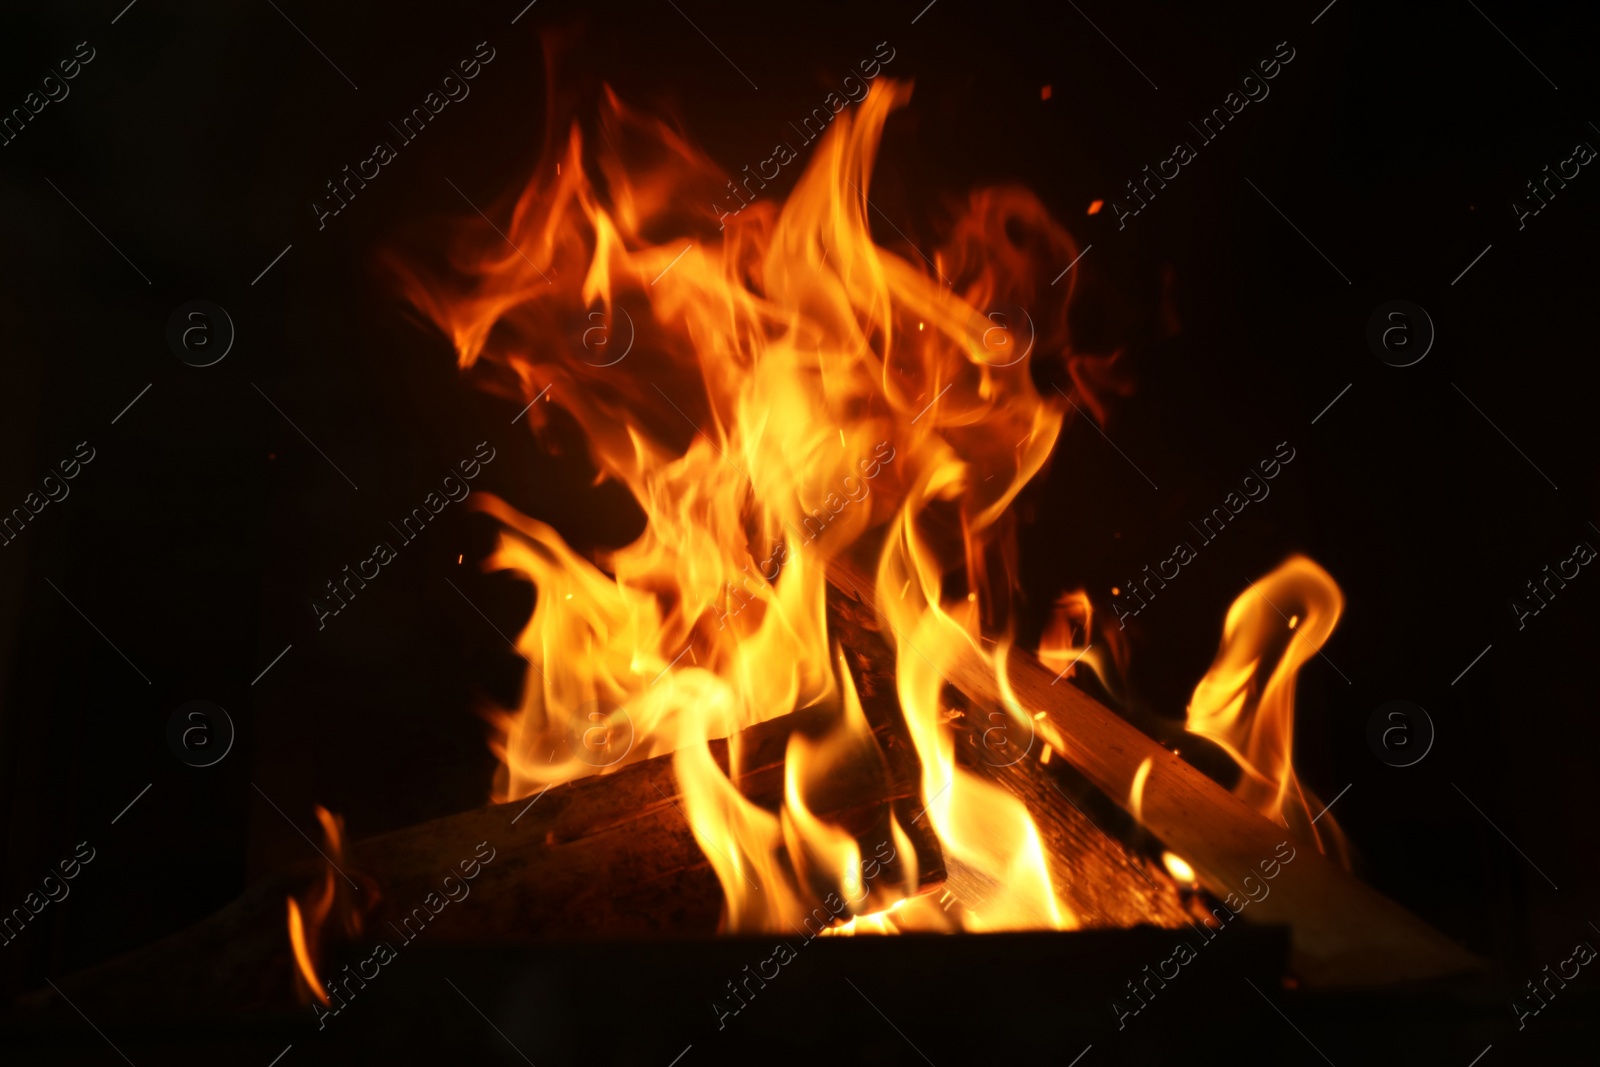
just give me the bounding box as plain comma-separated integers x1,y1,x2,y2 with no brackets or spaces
827,589,1197,931
826,556,1482,986
15,702,943,1020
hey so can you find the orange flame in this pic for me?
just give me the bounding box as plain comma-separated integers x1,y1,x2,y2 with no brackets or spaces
391,73,1128,934
1037,587,1125,693
1185,556,1350,866
284,805,364,1002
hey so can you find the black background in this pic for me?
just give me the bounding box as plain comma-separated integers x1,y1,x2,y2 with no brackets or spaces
1,0,1597,1062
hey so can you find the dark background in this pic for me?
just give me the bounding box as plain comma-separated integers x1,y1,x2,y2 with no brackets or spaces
1,0,1596,1061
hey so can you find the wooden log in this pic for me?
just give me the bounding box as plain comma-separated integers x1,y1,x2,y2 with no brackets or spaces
826,559,1483,987
828,590,1197,930
15,704,943,1020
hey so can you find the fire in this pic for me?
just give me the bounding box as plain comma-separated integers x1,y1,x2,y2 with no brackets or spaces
390,71,1126,935
1185,556,1350,866
1037,587,1125,692
285,805,365,1003
287,890,330,1005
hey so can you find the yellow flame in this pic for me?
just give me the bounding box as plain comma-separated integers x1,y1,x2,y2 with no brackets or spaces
1185,557,1349,866
1129,756,1153,825
392,75,1118,934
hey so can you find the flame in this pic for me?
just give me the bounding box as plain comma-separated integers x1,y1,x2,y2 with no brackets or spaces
391,72,1128,935
1185,556,1350,866
1037,588,1125,692
284,805,365,1002
1129,756,1153,825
